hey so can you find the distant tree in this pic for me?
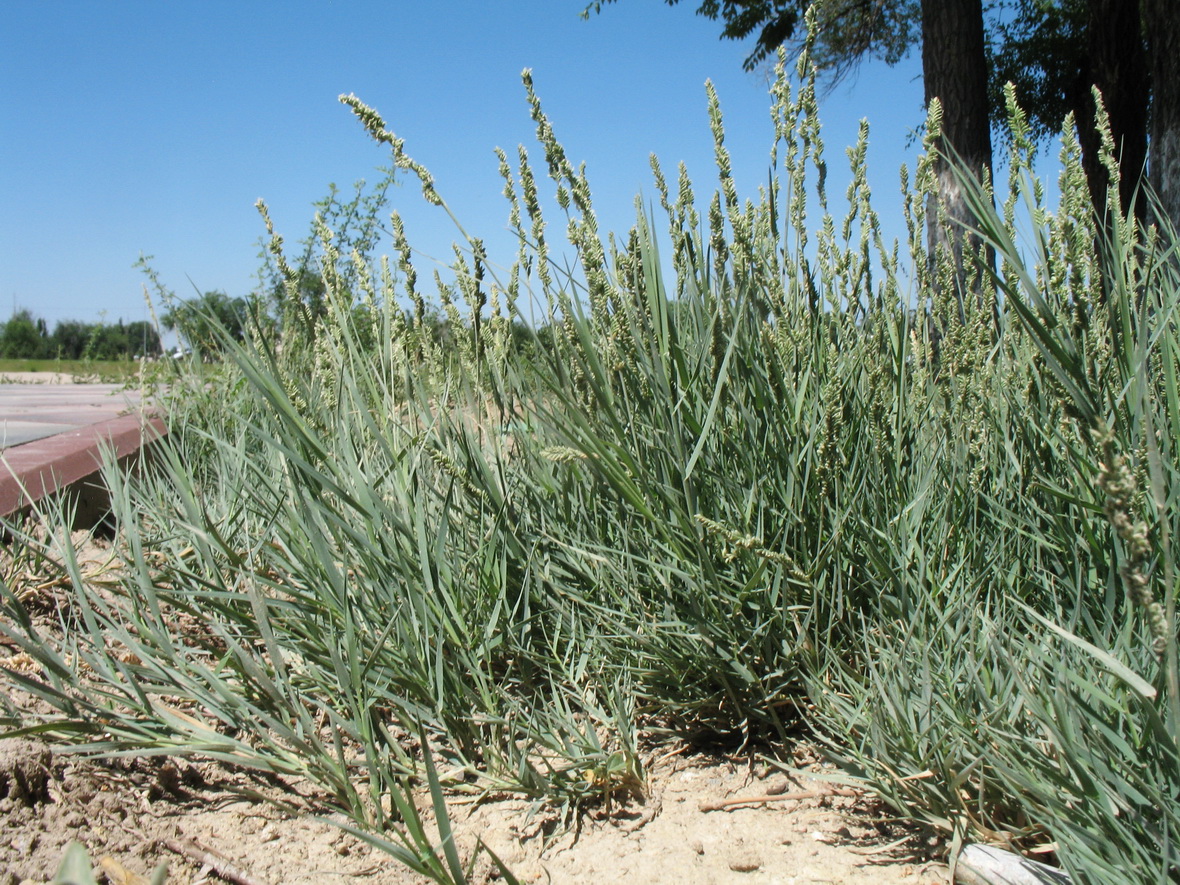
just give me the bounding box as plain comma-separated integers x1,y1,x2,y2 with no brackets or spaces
42,318,162,360
0,313,163,362
49,320,91,360
85,319,161,360
125,320,163,358
161,290,248,358
87,320,121,361
0,310,49,359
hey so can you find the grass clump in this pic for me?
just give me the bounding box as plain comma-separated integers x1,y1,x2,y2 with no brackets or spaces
2,34,1178,885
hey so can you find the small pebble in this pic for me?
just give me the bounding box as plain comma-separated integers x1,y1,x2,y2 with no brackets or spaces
727,848,762,872
690,839,704,855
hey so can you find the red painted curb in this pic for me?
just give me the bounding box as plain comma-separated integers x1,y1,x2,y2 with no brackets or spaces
0,414,168,518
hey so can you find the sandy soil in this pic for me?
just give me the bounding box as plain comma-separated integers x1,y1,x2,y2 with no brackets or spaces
0,735,946,885
0,531,950,885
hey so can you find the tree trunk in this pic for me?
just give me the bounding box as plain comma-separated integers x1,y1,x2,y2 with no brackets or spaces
1067,0,1149,223
1144,0,1180,232
921,0,993,307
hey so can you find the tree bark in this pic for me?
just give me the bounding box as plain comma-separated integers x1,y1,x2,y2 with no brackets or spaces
1064,0,1149,223
1144,0,1180,232
921,0,993,305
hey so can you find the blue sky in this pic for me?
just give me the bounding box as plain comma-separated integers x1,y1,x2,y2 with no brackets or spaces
1,0,930,330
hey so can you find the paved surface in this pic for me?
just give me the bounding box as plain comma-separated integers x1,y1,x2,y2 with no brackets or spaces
0,379,163,519
0,414,167,518
0,382,145,449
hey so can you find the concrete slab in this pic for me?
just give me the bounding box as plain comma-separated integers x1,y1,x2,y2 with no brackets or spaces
1,422,78,447
0,414,168,518
0,381,165,523
0,382,145,449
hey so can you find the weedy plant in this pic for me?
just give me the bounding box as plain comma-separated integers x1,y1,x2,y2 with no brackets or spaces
1,14,1177,883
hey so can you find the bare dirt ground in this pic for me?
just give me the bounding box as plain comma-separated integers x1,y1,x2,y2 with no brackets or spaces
0,734,947,885
0,375,92,387
0,527,950,885
0,373,78,385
